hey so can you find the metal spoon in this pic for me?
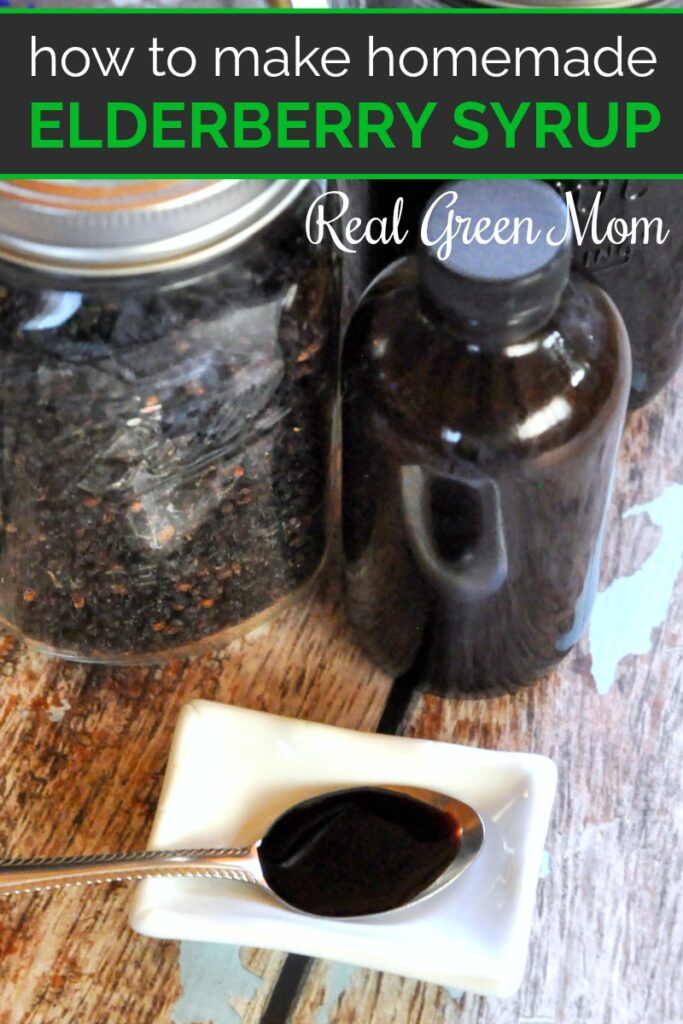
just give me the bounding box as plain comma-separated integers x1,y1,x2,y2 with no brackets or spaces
0,784,484,917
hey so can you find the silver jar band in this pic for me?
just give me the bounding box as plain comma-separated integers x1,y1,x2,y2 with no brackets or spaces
0,178,311,276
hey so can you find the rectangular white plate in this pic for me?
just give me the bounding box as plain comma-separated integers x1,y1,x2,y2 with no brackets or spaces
129,699,556,997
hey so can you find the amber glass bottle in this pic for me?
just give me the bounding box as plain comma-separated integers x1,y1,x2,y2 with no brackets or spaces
342,180,631,696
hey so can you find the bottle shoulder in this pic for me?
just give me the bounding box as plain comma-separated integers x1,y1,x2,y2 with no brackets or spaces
342,257,631,460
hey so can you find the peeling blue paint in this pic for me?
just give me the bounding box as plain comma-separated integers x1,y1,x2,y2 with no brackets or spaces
445,986,465,1000
589,483,683,695
316,963,356,1024
172,942,262,1024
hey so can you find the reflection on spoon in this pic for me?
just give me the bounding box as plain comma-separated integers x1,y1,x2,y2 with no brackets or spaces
0,784,484,918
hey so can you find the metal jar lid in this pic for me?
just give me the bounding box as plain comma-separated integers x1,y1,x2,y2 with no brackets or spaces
0,178,310,276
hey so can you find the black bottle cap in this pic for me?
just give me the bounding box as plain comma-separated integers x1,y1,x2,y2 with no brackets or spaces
417,180,572,345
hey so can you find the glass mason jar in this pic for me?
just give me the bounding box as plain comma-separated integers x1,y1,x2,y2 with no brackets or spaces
0,179,338,662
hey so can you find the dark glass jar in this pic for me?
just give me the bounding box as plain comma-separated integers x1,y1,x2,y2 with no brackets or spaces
0,180,338,662
342,180,630,696
551,180,683,408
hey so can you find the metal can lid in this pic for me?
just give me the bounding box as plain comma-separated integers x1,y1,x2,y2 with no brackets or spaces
0,178,309,276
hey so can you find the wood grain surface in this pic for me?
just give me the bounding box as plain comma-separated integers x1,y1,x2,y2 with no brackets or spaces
0,367,682,1024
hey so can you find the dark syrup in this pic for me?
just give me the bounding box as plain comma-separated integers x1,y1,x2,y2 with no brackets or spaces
257,788,462,917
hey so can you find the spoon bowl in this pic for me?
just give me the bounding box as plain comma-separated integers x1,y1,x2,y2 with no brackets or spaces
0,784,484,918
256,784,485,918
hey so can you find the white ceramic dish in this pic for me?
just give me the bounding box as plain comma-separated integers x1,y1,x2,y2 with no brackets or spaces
129,700,557,997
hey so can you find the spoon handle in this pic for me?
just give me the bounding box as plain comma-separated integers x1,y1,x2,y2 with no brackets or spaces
0,847,259,895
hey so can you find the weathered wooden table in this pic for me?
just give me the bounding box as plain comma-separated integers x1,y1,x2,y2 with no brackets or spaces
1,369,681,1024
